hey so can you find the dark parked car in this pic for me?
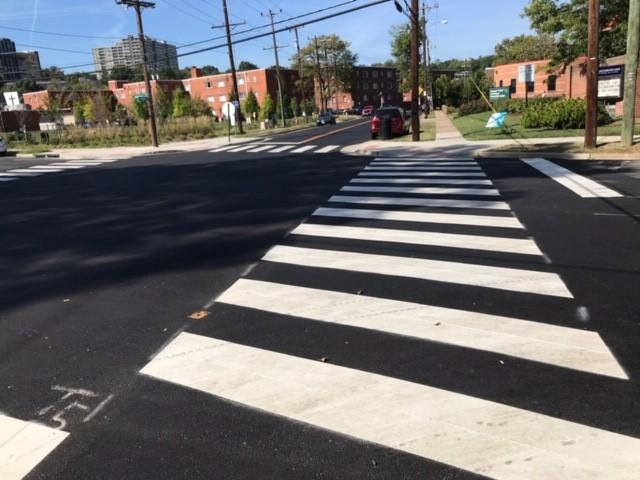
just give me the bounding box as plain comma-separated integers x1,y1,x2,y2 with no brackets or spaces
316,111,336,126
370,107,411,139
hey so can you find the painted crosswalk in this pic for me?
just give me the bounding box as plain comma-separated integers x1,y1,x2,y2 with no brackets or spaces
208,143,341,155
0,158,119,185
130,155,635,478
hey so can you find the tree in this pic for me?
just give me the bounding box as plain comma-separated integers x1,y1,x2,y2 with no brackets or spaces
242,89,260,119
73,102,85,125
371,60,397,68
133,97,149,120
276,93,292,120
190,98,211,117
493,34,559,65
82,98,95,123
41,66,66,81
172,87,191,118
154,87,173,119
201,65,220,75
92,93,114,124
291,35,358,111
390,23,413,92
290,97,300,118
108,66,143,82
523,0,629,66
260,92,275,121
238,61,259,71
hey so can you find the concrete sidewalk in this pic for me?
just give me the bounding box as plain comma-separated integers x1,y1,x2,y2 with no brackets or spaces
435,111,465,142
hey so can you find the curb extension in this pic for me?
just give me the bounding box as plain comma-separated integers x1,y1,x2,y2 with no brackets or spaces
475,150,640,161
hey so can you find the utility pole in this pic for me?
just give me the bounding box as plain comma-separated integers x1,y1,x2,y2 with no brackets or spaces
584,0,599,149
332,51,340,112
323,42,332,111
262,9,286,128
314,37,325,113
410,0,420,141
116,0,159,147
293,27,307,119
622,0,639,147
421,2,437,118
216,0,243,134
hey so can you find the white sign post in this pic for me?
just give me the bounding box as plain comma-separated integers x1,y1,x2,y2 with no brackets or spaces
222,102,237,144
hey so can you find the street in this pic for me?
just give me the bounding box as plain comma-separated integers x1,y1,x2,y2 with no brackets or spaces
1,122,640,479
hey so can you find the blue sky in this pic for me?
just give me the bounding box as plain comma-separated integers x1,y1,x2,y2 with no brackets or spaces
0,0,534,74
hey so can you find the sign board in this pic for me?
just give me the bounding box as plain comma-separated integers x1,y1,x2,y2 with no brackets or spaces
518,64,535,83
232,100,240,108
3,91,20,107
222,101,236,126
134,94,148,102
598,65,624,99
489,87,510,101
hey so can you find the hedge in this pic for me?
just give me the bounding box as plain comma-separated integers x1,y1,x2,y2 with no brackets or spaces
521,98,612,129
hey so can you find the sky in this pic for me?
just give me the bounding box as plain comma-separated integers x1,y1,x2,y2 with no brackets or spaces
0,0,534,75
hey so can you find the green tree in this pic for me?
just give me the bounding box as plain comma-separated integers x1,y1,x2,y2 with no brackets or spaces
238,61,259,71
108,66,143,82
276,93,292,120
523,0,629,66
73,101,85,125
190,98,211,117
172,87,191,118
133,97,149,120
82,98,95,123
291,34,358,111
390,23,412,92
154,87,173,119
201,65,220,75
242,89,260,119
290,97,300,118
493,34,559,65
260,92,275,121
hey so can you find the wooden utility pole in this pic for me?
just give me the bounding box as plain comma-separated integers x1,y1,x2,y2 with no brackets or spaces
410,0,420,141
622,0,639,147
293,27,307,118
116,0,159,147
220,0,243,134
322,42,332,111
584,0,599,149
422,3,429,118
262,9,286,128
314,37,325,113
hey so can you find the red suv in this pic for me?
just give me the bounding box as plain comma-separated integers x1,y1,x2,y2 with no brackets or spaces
370,107,410,139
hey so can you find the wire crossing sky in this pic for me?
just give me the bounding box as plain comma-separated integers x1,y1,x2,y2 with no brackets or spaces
0,0,533,72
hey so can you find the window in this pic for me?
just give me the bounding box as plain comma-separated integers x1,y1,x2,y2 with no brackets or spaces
363,94,369,101
362,82,369,90
207,96,215,103
499,80,503,87
387,71,393,78
372,70,378,78
238,78,245,85
547,75,557,91
509,79,516,94
387,83,392,90
239,92,246,99
526,81,535,93
219,95,227,102
206,80,212,88
372,82,378,90
252,76,257,83
387,94,393,101
361,70,368,78
217,81,225,88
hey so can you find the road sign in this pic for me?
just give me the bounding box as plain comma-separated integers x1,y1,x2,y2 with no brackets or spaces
598,65,624,99
134,94,149,102
489,88,510,101
3,91,19,107
232,100,240,108
222,102,236,126
518,64,535,83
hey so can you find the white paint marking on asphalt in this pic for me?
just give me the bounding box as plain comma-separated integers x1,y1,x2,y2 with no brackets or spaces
248,145,276,153
263,245,573,298
141,333,638,479
329,195,511,211
291,145,316,153
291,223,542,256
210,145,237,152
351,178,494,186
359,172,487,178
42,164,86,169
3,171,42,177
341,186,501,197
0,414,69,480
522,158,623,198
365,166,482,171
27,167,64,173
0,177,17,181
315,145,340,153
312,207,525,229
58,162,102,166
268,145,296,153
218,279,626,378
7,169,52,174
375,157,476,162
228,145,256,153
372,161,479,166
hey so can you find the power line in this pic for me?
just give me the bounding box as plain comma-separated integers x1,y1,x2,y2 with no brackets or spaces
159,0,214,25
0,25,122,40
14,43,93,55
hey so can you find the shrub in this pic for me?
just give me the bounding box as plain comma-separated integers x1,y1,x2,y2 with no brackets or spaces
493,97,560,114
457,99,491,117
521,98,612,129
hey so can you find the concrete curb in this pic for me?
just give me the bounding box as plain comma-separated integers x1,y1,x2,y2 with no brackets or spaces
475,150,640,161
6,152,61,159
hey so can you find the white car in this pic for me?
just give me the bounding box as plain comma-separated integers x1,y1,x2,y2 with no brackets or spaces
0,137,6,155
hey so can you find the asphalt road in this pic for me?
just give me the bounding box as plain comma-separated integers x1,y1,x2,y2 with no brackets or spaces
1,123,639,479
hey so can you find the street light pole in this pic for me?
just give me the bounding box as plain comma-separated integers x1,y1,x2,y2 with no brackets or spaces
410,0,420,141
584,0,599,149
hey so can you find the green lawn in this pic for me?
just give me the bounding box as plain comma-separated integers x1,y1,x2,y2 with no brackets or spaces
452,111,640,141
391,116,436,142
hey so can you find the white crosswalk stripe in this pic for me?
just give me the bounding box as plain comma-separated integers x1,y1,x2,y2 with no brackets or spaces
142,333,638,479
27,167,64,173
209,145,237,152
248,145,276,153
45,164,89,169
291,223,542,255
0,177,17,181
372,161,480,166
263,245,572,297
0,414,69,480
291,145,316,153
228,145,255,153
365,166,483,171
359,171,487,177
341,186,501,196
329,195,511,210
268,145,296,153
350,178,494,185
312,207,525,229
3,170,42,176
314,145,340,153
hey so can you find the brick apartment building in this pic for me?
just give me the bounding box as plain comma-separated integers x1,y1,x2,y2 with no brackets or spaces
23,89,116,112
316,65,401,111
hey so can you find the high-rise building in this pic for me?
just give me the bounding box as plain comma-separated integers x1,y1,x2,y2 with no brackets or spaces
92,35,179,79
0,38,41,81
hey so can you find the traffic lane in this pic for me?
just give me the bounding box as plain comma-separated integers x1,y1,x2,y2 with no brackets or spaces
479,157,640,381
257,118,370,145
0,150,370,426
0,156,62,172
